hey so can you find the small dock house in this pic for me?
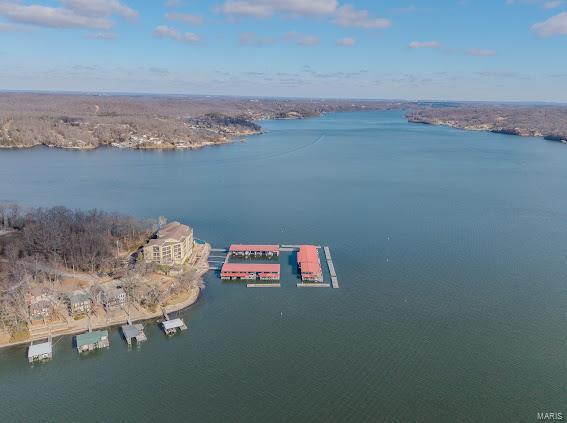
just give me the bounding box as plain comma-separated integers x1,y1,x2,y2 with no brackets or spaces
76,330,110,352
28,340,53,363
121,324,147,345
162,318,187,335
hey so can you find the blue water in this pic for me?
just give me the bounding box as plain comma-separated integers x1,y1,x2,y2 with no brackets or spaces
0,111,565,422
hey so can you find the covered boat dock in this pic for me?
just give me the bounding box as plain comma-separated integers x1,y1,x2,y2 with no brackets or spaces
76,330,110,353
28,340,53,363
121,324,147,345
162,318,187,335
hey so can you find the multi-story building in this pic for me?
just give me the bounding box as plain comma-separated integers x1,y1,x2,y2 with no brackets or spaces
69,290,91,315
143,221,194,266
101,284,127,310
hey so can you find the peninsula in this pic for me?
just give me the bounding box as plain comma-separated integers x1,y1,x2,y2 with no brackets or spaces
406,103,567,143
0,203,209,348
0,93,403,150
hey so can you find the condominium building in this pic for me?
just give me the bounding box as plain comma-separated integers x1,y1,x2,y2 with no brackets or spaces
143,221,194,265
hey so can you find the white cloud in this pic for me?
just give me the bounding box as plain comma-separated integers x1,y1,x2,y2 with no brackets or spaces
60,0,138,19
543,0,564,9
0,21,31,31
532,12,567,36
333,5,391,29
0,0,138,30
239,31,274,45
284,31,319,46
153,25,200,43
217,0,338,18
297,35,319,45
165,12,203,25
0,2,112,29
466,48,496,56
408,40,440,48
216,1,391,31
336,37,355,46
85,31,116,40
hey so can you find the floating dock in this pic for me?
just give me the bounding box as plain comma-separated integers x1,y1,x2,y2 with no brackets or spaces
121,323,147,345
296,283,330,288
324,246,339,288
247,283,281,288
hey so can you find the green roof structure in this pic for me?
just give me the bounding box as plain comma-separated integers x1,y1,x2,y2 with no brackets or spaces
76,330,108,348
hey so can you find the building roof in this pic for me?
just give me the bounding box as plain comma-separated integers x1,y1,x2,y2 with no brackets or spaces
28,341,52,358
69,290,90,304
148,221,192,247
30,294,54,306
299,262,322,274
297,245,319,264
221,263,280,273
229,244,279,253
102,286,126,298
76,330,108,347
163,318,184,330
122,324,143,339
297,245,322,276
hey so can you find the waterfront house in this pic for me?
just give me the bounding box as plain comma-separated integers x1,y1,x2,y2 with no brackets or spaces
143,221,194,266
29,294,55,320
76,330,110,352
68,290,91,315
101,285,127,310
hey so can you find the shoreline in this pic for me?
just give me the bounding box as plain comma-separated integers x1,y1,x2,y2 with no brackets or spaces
0,242,212,351
0,285,202,350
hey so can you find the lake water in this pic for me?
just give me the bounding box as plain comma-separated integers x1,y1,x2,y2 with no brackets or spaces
0,111,565,422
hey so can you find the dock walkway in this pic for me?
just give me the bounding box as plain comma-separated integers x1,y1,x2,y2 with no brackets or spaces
324,246,339,288
297,283,330,288
247,283,281,288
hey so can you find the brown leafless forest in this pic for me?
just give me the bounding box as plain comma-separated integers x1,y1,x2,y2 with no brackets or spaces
406,104,567,142
0,93,403,149
0,204,154,334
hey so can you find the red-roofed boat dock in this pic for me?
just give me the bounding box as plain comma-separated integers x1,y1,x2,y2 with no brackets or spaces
212,243,339,288
297,245,324,283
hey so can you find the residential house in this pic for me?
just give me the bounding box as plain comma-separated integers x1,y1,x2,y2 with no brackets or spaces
101,284,127,310
68,290,91,315
29,294,54,320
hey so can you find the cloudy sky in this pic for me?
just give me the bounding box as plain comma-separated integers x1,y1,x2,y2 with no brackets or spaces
0,0,566,101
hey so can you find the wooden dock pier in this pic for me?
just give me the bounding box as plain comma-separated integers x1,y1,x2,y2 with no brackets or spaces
246,283,281,288
324,246,339,288
296,283,330,288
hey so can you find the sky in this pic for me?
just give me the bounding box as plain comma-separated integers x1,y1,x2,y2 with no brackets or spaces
0,0,566,102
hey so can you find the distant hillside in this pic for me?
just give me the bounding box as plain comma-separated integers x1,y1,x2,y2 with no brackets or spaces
0,93,403,150
406,105,567,143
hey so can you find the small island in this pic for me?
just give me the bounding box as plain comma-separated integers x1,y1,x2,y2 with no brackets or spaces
0,203,209,348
